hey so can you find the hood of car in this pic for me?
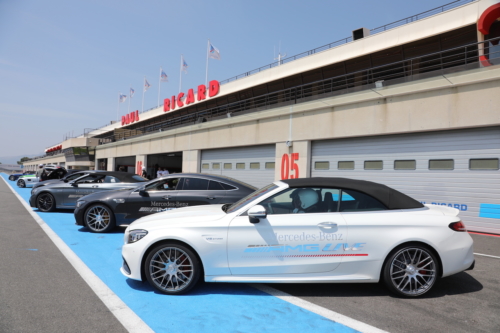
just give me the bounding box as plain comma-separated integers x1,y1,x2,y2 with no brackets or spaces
130,204,227,229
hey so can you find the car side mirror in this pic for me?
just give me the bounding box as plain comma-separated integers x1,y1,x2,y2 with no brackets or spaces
70,182,78,187
248,205,267,224
139,189,148,197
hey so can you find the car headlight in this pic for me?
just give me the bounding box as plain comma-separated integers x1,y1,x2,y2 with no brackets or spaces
113,199,125,203
76,200,86,208
128,229,148,243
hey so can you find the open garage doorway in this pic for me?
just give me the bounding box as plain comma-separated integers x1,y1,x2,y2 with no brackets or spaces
146,152,183,179
115,156,136,173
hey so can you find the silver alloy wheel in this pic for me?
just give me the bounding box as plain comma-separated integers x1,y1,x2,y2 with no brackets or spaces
390,247,437,296
149,247,194,293
37,193,54,211
86,205,111,231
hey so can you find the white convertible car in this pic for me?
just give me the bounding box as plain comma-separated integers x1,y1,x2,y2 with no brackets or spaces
121,177,474,297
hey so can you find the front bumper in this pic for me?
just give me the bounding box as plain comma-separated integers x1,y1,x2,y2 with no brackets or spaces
73,204,86,226
29,194,37,208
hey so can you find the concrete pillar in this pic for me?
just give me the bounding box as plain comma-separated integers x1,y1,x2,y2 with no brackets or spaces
182,150,201,173
135,154,147,176
275,140,311,181
107,157,115,172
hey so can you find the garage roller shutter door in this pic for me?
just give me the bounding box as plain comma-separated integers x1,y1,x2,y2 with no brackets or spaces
201,145,275,188
311,127,500,234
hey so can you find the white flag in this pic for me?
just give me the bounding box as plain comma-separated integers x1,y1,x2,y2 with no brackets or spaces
208,42,221,60
181,56,188,74
119,94,127,103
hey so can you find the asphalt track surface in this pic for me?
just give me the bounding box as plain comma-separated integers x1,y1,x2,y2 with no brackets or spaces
1,172,499,333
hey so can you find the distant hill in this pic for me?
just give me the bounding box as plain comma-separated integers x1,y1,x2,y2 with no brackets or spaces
0,153,44,165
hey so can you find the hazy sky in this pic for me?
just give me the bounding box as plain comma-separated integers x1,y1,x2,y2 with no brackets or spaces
0,0,455,160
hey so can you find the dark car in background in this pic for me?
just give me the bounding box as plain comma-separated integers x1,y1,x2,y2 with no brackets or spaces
29,171,147,213
74,173,256,233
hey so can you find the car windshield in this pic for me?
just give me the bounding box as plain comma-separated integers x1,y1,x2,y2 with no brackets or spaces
226,183,279,214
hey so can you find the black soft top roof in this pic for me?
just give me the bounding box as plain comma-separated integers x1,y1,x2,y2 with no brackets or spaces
281,177,423,210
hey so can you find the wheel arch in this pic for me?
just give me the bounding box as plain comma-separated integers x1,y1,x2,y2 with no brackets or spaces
139,239,205,282
378,241,444,281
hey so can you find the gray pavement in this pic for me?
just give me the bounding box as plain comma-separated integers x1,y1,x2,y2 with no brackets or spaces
0,179,127,333
272,233,500,333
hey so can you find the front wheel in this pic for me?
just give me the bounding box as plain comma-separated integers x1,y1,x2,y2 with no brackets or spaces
383,244,440,297
84,204,116,233
37,193,56,212
144,243,201,295
17,179,26,188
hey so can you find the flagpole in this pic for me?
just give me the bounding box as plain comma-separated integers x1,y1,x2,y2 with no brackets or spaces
179,55,183,93
117,93,120,122
128,85,131,113
205,39,210,86
142,76,145,112
158,67,161,108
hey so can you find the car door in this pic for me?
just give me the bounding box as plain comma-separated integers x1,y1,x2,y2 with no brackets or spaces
227,187,348,275
124,177,181,221
175,177,226,208
61,174,106,207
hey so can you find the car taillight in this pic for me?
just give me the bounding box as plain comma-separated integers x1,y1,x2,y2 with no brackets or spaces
449,221,467,232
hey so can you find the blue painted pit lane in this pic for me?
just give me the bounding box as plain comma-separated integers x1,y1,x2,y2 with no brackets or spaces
2,173,359,333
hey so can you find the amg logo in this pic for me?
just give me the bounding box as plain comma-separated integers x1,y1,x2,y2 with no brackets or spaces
139,207,163,212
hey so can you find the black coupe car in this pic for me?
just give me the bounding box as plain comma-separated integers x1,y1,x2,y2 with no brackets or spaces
74,173,257,233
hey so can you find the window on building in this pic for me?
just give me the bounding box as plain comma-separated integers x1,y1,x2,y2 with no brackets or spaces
338,161,354,170
469,158,499,170
314,161,329,170
394,160,416,170
212,163,220,170
429,159,454,170
236,163,245,169
201,163,209,170
265,162,275,169
224,163,232,170
250,162,260,169
364,161,383,170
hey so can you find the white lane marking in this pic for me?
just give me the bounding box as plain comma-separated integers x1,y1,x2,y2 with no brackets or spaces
474,253,500,259
250,284,389,333
1,177,154,333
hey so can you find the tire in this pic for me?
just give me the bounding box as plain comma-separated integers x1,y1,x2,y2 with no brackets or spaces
9,176,14,181
383,244,440,297
37,193,56,212
144,243,201,295
84,204,116,233
17,179,26,188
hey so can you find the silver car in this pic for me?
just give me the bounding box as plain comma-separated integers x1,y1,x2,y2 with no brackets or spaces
29,171,147,212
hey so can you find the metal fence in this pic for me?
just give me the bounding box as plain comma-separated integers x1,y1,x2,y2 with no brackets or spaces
97,37,499,145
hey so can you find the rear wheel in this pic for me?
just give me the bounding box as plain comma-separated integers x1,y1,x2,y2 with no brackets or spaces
383,244,439,297
17,179,26,188
144,243,201,295
37,193,56,212
84,204,116,233
9,175,14,181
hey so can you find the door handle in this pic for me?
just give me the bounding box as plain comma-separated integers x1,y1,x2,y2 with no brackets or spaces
318,222,337,229
163,196,171,200
207,197,215,200
92,185,99,188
